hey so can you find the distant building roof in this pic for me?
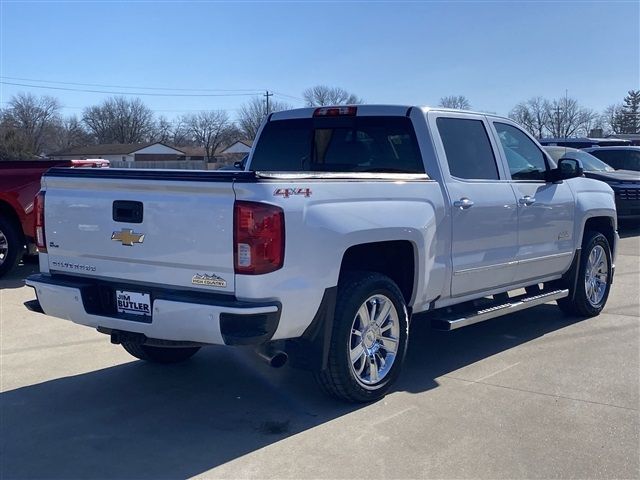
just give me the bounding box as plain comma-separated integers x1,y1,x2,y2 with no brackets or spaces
179,146,207,157
220,139,253,154
51,142,184,156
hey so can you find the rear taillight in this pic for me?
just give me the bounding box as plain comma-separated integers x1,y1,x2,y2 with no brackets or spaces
34,191,46,252
234,201,284,275
313,106,357,117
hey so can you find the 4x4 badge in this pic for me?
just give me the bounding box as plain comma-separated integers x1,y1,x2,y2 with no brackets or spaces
274,187,312,198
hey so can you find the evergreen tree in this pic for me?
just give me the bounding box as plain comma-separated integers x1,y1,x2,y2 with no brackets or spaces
618,90,640,134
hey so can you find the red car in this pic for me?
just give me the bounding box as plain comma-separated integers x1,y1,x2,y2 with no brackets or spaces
0,159,109,277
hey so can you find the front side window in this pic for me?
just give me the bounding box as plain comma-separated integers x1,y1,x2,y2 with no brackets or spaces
495,122,548,181
436,117,499,180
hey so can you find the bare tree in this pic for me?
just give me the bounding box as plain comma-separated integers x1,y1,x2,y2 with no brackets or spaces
82,96,155,144
576,108,602,137
237,97,290,140
183,110,231,161
438,95,471,110
602,104,625,135
172,121,193,147
509,97,550,138
0,112,32,160
51,115,93,151
546,97,587,138
155,117,193,147
152,116,174,144
1,93,61,155
303,85,363,107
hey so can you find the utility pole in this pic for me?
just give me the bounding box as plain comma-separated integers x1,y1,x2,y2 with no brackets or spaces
264,90,273,114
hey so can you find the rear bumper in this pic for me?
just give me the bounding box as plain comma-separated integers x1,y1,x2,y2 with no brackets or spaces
26,274,280,346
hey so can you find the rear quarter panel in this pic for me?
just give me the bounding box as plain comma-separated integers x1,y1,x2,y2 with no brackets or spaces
233,179,448,340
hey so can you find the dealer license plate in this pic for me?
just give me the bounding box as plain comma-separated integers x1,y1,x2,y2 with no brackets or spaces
116,290,151,316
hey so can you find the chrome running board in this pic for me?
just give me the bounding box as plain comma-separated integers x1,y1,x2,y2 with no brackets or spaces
431,289,569,331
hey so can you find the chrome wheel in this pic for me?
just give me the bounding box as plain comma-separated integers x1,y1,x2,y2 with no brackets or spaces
0,229,8,266
585,245,608,307
348,294,400,387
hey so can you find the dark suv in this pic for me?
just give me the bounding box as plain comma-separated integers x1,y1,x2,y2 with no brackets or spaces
544,146,640,222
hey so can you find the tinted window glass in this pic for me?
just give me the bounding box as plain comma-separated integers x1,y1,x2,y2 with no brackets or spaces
590,150,624,169
436,117,499,180
250,116,424,173
495,122,547,181
628,151,640,171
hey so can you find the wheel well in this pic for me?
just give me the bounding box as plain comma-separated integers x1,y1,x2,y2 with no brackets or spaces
0,200,24,238
584,216,616,255
339,241,416,304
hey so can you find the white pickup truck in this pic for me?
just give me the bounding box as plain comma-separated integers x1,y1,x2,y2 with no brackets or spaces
26,105,618,402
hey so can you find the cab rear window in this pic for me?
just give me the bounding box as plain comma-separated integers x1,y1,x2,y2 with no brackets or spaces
250,116,424,173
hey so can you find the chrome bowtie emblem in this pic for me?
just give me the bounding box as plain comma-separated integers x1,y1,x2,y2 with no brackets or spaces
111,229,145,246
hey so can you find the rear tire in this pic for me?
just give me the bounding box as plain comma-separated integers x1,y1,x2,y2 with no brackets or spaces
557,231,612,317
122,342,200,364
315,271,409,403
0,215,23,279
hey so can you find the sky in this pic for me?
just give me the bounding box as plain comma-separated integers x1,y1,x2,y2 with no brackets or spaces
1,0,638,121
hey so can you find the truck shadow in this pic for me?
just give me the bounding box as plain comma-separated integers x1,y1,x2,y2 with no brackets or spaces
1,304,584,479
0,259,38,290
619,221,640,238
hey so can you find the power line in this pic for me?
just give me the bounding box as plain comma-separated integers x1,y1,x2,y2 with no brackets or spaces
272,91,305,102
0,81,263,97
0,75,262,93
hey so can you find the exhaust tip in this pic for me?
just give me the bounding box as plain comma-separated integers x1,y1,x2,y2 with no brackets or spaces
256,344,288,368
270,352,288,368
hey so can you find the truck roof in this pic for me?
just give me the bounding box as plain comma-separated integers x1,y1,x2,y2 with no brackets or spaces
270,105,509,121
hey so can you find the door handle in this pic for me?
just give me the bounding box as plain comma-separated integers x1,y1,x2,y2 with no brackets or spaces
453,198,474,210
518,196,536,206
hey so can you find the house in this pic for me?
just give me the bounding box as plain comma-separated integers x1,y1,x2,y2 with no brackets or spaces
178,146,207,161
49,142,185,162
220,139,253,154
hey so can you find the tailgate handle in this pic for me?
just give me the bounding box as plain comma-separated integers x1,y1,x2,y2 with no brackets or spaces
113,201,143,223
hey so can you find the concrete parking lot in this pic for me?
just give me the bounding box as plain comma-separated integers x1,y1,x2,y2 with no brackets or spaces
1,227,638,480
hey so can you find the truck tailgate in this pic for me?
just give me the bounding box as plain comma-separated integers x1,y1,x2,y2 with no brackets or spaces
42,169,242,294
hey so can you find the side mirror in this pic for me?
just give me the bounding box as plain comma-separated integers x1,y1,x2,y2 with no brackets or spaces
234,156,248,170
549,157,584,182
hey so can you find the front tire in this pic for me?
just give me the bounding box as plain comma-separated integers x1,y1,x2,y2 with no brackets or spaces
315,271,409,403
557,231,612,317
0,215,23,279
122,342,200,364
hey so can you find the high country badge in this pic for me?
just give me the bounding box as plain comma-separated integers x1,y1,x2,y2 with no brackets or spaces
192,273,227,288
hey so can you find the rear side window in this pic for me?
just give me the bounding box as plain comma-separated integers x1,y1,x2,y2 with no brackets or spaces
250,116,424,173
436,117,499,180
